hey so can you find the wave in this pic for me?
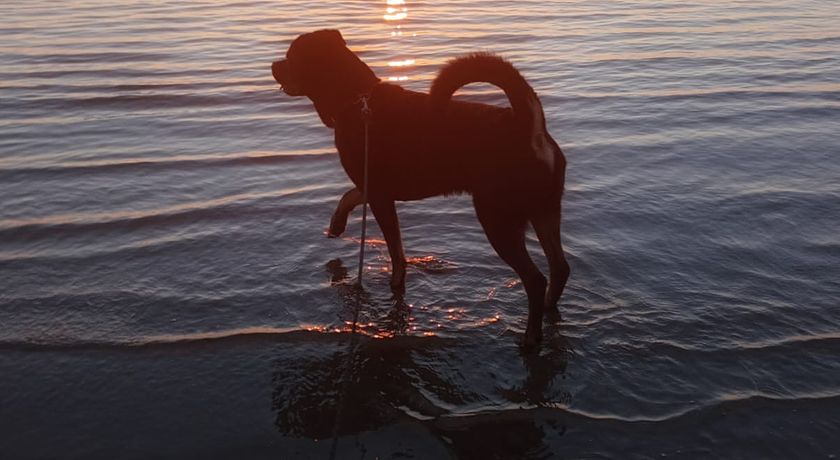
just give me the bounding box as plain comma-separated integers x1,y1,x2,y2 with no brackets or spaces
0,325,453,352
540,85,840,105
610,331,840,362
719,188,840,205
0,229,216,263
0,148,334,177
0,327,324,352
431,391,840,428
1,79,267,95
2,93,253,112
0,67,232,81
4,51,174,65
0,184,330,243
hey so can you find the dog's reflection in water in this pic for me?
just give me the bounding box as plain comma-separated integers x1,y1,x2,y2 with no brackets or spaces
271,259,440,439
271,258,572,449
324,258,410,338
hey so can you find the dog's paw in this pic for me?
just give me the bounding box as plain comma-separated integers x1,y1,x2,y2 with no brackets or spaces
544,308,562,324
328,213,348,238
543,301,561,320
389,263,407,294
522,327,543,352
521,338,541,353
327,221,346,238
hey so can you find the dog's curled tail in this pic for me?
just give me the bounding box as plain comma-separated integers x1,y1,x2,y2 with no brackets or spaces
429,53,544,130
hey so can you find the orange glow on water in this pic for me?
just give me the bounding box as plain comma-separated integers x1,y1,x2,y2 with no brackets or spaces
384,13,407,21
304,320,404,339
383,0,414,82
383,10,408,21
388,59,415,67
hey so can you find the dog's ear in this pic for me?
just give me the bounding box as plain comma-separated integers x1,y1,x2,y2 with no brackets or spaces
322,29,345,46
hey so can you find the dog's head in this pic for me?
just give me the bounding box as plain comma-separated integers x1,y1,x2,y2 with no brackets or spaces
272,29,369,98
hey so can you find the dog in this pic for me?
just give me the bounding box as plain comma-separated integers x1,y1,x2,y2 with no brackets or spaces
272,30,569,346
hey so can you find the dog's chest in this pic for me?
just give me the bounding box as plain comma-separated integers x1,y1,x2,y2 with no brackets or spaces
333,121,368,183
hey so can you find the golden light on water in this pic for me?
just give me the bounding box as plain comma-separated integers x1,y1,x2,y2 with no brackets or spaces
384,11,407,21
383,0,414,82
384,0,408,21
387,59,415,67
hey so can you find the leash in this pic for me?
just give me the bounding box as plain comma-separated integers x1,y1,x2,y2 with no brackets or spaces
356,94,372,286
328,93,372,459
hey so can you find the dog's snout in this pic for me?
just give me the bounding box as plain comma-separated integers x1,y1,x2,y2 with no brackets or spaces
272,59,304,95
272,60,287,84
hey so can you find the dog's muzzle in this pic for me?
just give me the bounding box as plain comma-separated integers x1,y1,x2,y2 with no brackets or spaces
271,60,285,84
272,60,303,96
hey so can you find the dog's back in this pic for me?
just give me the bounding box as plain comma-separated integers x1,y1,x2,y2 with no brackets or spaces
335,54,564,206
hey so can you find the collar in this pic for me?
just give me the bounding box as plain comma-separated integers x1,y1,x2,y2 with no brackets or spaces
334,81,382,120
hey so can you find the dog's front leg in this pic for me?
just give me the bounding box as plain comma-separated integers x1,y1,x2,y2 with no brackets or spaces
328,188,363,237
369,199,407,293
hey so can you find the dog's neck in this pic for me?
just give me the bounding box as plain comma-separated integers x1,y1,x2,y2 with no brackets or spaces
309,63,380,129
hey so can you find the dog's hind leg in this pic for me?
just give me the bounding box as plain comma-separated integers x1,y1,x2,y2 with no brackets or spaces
328,188,363,237
474,196,547,347
531,209,570,315
369,199,407,293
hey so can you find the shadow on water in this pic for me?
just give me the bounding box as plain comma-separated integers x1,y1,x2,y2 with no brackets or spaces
271,258,573,458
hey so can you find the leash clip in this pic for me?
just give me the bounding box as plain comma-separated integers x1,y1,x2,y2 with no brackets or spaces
359,94,372,120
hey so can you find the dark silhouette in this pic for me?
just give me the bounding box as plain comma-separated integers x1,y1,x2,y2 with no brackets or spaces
272,29,570,347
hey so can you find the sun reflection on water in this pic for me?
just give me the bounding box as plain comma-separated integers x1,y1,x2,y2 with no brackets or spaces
383,0,408,21
313,256,511,341
382,0,415,82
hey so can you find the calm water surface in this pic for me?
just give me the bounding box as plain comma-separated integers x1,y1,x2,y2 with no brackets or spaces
1,0,839,458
